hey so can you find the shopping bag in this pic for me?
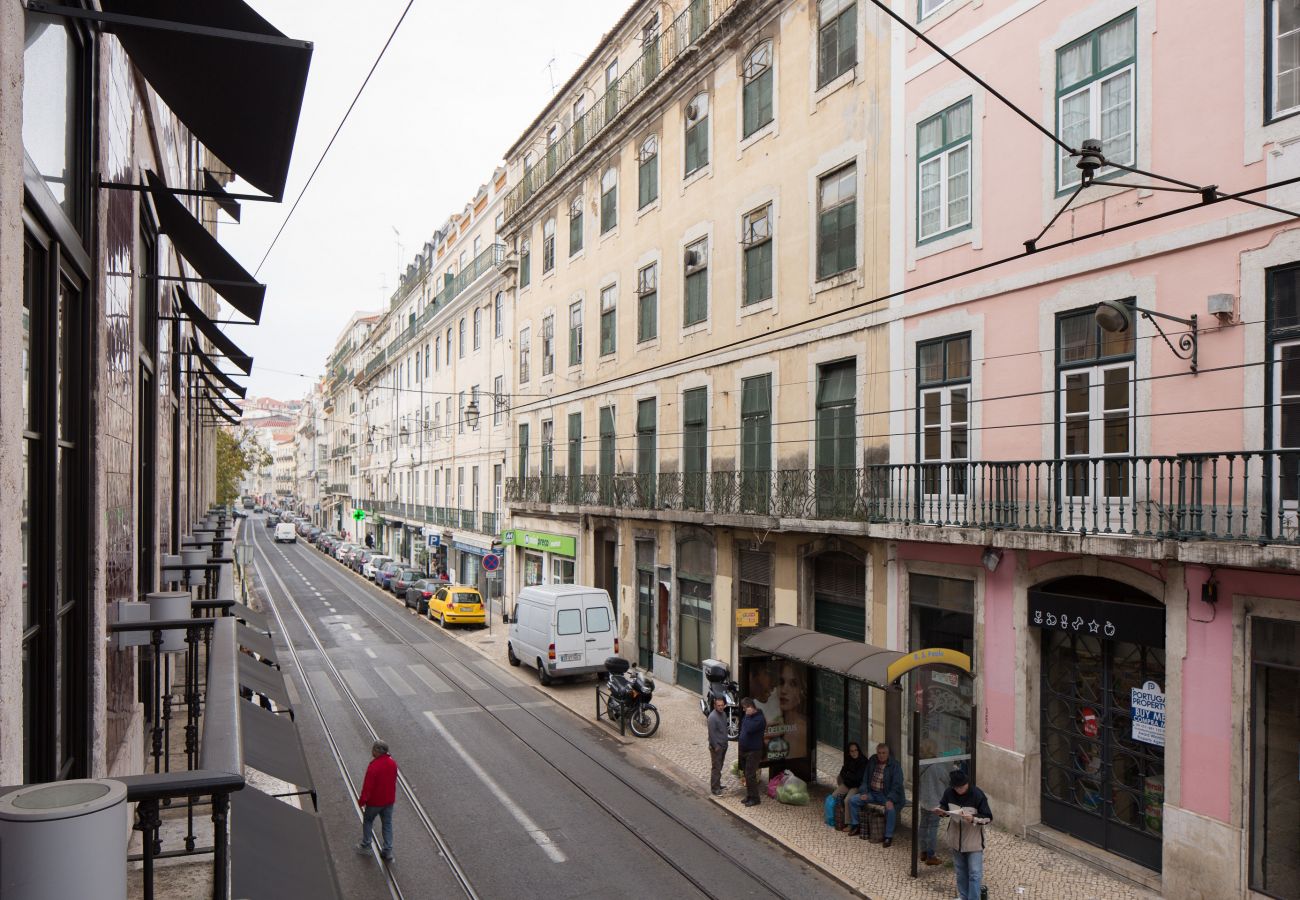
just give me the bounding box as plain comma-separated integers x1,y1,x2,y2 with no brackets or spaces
823,794,838,826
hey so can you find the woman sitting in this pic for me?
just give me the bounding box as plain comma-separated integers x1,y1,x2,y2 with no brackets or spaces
831,742,867,831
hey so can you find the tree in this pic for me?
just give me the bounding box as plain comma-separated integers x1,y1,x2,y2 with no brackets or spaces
216,428,272,505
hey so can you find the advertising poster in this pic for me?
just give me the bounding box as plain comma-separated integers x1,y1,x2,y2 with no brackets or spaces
744,658,810,766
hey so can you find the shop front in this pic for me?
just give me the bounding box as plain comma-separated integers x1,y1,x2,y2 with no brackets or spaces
450,536,493,594
503,527,578,609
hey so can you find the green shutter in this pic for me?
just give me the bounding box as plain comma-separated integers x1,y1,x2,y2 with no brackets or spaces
744,241,773,305
639,157,658,208
600,310,616,355
741,375,772,512
638,290,657,342
519,251,530,288
567,412,582,502
599,406,615,480
743,68,774,138
685,121,708,175
685,270,707,325
518,423,529,480
683,388,707,509
601,187,617,233
569,212,583,255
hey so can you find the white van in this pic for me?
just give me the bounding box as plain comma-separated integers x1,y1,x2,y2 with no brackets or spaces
274,522,297,543
507,585,617,685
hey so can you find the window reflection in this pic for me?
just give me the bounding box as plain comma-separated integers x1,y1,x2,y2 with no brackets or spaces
23,13,81,221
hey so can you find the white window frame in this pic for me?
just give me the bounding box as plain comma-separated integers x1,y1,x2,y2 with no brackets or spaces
1055,13,1137,192
917,99,972,243
1273,337,1300,522
1058,361,1134,500
1273,0,1300,120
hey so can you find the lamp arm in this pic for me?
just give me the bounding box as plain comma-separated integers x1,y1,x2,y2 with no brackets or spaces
1136,307,1198,373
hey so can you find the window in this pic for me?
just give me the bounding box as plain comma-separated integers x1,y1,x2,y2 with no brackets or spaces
494,291,504,338
742,41,774,138
817,163,857,279
741,374,772,513
435,336,441,370
1267,264,1300,514
917,99,973,242
599,406,616,503
473,308,482,349
573,95,588,148
638,135,659,208
519,238,532,288
473,235,482,258
817,0,857,87
742,204,773,305
543,218,556,272
569,197,584,256
1250,618,1300,896
683,388,707,509
446,327,452,364
458,392,466,433
569,301,584,365
541,420,554,480
684,92,710,176
552,557,576,584
567,412,582,501
636,398,657,504
1056,12,1136,191
518,422,530,479
637,263,658,343
494,375,505,426
605,59,620,120
425,343,431,378
1271,1,1300,119
600,168,618,233
816,360,857,516
458,317,466,357
557,608,582,635
1057,304,1135,499
919,0,955,19
684,238,709,326
600,285,617,355
23,11,90,231
546,123,560,173
542,314,555,376
519,326,531,382
586,606,611,632
917,334,971,500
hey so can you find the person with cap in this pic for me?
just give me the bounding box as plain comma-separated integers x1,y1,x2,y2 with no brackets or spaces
935,769,993,900
736,697,767,807
356,740,399,861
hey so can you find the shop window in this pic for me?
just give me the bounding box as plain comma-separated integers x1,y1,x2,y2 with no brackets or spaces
552,557,576,585
677,535,714,693
525,551,544,586
1250,617,1300,896
636,540,656,669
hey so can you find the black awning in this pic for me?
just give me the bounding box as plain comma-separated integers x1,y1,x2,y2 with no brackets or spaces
231,786,339,900
229,601,270,634
741,624,905,690
177,287,252,374
147,170,265,323
98,1,311,200
190,339,248,399
236,622,277,664
204,169,242,223
198,371,244,418
242,704,312,789
238,654,291,709
203,395,241,425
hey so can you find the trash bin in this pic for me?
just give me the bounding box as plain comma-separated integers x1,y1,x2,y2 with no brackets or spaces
0,779,128,900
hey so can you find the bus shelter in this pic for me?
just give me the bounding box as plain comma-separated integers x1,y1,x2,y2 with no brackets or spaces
740,624,974,879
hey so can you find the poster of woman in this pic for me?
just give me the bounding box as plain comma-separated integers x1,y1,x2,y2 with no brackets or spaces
745,659,808,763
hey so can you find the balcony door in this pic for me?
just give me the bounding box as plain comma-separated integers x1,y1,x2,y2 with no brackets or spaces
1058,362,1134,525
1272,339,1300,538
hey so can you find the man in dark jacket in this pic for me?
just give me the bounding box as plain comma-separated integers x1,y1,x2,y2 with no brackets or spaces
848,742,906,845
356,740,399,861
936,770,993,900
706,696,729,796
737,697,767,806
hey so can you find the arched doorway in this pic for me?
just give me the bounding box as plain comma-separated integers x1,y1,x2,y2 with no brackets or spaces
1032,576,1166,872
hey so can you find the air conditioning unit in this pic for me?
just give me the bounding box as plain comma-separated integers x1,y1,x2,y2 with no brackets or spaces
684,248,703,269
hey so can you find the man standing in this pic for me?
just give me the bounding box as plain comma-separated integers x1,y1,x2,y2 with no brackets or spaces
936,770,993,900
365,532,374,549
848,742,905,846
356,740,398,861
706,696,729,796
737,697,767,807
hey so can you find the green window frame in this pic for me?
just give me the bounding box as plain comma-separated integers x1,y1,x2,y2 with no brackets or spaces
742,41,774,139
541,314,554,376
600,284,617,356
540,420,554,480
683,387,707,509
519,238,531,288
684,238,709,327
918,0,955,20
1055,11,1136,192
1271,0,1300,120
916,334,971,497
518,422,530,480
684,93,710,176
742,204,773,305
638,135,659,208
567,412,582,502
636,398,657,504
817,0,857,88
569,198,583,256
917,98,973,243
637,263,658,343
600,168,618,234
569,300,583,366
599,405,616,503
518,326,530,383
542,217,556,272
741,374,772,513
815,359,857,516
817,162,857,280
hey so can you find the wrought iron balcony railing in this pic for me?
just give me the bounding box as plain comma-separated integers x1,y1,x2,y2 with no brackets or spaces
504,451,1300,545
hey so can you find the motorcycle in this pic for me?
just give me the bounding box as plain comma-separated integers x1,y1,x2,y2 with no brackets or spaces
698,658,741,741
600,657,660,738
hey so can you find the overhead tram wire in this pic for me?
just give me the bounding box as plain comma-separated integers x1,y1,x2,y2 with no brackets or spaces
253,0,419,277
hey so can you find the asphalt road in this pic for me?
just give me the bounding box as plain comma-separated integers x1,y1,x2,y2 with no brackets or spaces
248,518,856,900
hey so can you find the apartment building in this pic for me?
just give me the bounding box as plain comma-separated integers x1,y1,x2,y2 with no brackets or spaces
322,311,380,532
886,0,1300,894
294,383,326,519
499,0,894,704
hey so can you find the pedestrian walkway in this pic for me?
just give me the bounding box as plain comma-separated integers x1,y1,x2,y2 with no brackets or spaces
449,610,1160,900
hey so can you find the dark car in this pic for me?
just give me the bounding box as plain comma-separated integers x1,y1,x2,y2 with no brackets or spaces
264,514,277,528
405,579,437,614
308,527,322,543
352,550,373,573
376,561,401,590
390,568,421,596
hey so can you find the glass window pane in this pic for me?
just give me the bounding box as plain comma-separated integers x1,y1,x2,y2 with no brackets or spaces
1057,38,1093,90
1065,419,1089,456
918,115,944,157
1281,344,1300,396
1098,15,1135,69
950,388,969,424
946,100,972,141
946,337,971,380
1281,0,1300,34
1065,372,1090,414
1059,312,1096,362
1104,414,1129,454
919,342,944,384
1103,367,1130,411
23,14,79,218
1100,71,1133,165
946,145,971,227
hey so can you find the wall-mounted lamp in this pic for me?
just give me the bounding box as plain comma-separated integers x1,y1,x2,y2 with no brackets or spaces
981,547,1003,573
465,399,481,430
1095,299,1198,374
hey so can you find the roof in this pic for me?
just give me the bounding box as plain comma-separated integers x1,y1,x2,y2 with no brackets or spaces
519,584,610,601
742,625,973,689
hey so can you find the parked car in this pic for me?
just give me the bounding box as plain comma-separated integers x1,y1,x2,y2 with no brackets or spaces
390,568,421,596
376,561,402,590
274,522,297,544
508,585,617,685
352,549,373,573
307,527,322,543
405,578,436,614
332,542,355,562
364,555,392,581
232,508,249,519
264,514,277,529
428,585,485,628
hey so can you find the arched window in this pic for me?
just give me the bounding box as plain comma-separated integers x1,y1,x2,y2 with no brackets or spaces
600,167,618,233
638,134,659,208
569,196,584,256
519,237,532,288
684,92,710,175
543,218,556,272
742,41,774,138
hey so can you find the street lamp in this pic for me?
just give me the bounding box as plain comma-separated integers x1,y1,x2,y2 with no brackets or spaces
1094,299,1198,374
465,399,481,430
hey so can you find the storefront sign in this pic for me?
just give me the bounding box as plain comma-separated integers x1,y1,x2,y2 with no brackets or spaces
885,647,972,683
452,542,486,556
1130,680,1165,747
735,608,760,628
1027,590,1166,647
502,529,576,557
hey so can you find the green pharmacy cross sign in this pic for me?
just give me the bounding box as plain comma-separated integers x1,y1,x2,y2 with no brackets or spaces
352,509,366,522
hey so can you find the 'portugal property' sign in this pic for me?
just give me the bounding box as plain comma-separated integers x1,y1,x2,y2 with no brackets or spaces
1130,680,1165,747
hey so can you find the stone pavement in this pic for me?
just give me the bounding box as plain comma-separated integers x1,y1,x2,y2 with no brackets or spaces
433,602,1161,900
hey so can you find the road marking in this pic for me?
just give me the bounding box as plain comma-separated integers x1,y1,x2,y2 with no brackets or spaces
407,665,452,693
440,661,487,691
364,648,377,659
423,711,567,863
305,670,341,702
350,632,362,641
374,666,415,696
339,669,377,700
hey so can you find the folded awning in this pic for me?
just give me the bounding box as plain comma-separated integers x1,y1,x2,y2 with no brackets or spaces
236,622,277,665
190,339,248,399
147,170,265,323
231,786,339,900
198,371,244,418
229,602,271,634
238,654,291,710
96,1,311,200
177,287,252,374
203,396,241,426
204,169,242,223
242,704,312,789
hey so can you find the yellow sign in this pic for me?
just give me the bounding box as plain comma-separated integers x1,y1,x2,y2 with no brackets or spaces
735,608,760,628
886,647,972,683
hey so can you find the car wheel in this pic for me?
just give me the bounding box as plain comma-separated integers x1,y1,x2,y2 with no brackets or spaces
536,660,553,686
507,643,520,666
437,611,446,628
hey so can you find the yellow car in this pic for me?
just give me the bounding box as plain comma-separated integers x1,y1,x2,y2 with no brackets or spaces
428,586,486,627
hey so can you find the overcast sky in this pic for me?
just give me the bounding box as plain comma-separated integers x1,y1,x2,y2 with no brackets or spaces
219,0,620,404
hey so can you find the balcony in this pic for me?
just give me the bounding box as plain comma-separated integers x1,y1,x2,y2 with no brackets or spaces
327,483,349,496
504,0,738,222
505,451,1300,552
361,500,496,536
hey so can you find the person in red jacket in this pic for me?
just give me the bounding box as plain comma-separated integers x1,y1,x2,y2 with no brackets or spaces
356,740,398,861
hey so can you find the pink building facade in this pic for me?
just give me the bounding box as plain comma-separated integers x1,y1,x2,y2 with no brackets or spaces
890,1,1300,896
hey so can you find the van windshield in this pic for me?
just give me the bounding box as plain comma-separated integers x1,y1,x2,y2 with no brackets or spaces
585,606,610,633
556,609,582,635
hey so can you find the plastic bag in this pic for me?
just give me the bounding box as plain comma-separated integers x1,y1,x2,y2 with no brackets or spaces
776,770,810,806
730,759,743,777
767,770,787,798
823,794,838,826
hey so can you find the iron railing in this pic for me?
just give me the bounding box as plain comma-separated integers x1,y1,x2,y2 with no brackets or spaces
504,0,737,221
504,451,1300,545
362,499,499,535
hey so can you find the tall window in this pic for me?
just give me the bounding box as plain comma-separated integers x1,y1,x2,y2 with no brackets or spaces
742,41,774,138
920,0,956,19
817,163,857,279
917,334,971,501
639,134,659,208
567,412,583,502
436,336,441,370
600,285,617,356
1271,1,1300,119
742,204,773,305
1267,264,1300,517
1056,12,1136,191
605,58,620,120
569,300,584,366
446,327,452,364
573,95,587,149
473,308,482,349
518,422,530,480
683,388,707,509
637,263,658,343
918,99,973,242
1057,303,1135,500
542,314,555,376
425,343,431,377
541,420,554,480
494,291,504,338
519,237,532,288
636,398,657,504
684,238,709,326
569,196,584,256
684,92,710,176
543,217,556,272
599,405,616,503
816,360,857,517
600,167,618,233
519,326,531,382
741,375,772,513
817,0,857,87
458,317,466,358
494,374,505,426
458,391,466,433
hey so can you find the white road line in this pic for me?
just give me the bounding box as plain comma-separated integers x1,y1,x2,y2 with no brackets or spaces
439,661,487,691
407,665,452,693
373,666,415,696
364,648,377,659
350,632,362,641
339,669,377,700
423,711,567,864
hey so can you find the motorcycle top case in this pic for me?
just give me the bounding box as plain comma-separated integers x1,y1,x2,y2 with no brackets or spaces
604,656,631,675
702,659,730,682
